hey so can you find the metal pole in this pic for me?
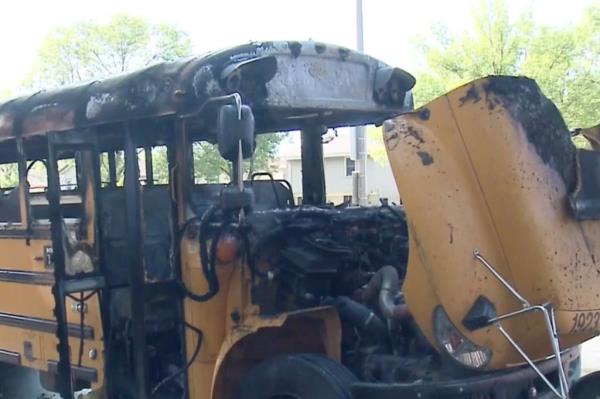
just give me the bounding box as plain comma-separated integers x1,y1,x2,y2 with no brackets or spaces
354,0,368,205
301,125,327,205
356,0,364,51
124,124,150,398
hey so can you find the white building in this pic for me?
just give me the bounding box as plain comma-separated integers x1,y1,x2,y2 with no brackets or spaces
278,129,400,205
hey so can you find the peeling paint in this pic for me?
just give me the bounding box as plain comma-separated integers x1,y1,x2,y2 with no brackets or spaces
30,103,61,113
0,41,412,140
86,93,114,120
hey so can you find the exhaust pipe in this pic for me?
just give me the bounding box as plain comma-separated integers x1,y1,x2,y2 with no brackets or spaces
362,266,410,320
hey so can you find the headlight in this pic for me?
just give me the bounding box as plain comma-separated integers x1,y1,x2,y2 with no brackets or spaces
433,306,491,369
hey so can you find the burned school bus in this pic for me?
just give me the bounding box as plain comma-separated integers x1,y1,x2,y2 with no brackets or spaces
0,41,598,399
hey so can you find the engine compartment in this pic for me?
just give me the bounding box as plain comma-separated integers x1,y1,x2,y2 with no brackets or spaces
241,204,443,384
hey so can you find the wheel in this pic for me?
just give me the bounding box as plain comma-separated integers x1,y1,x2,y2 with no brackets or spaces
235,353,357,399
571,370,600,399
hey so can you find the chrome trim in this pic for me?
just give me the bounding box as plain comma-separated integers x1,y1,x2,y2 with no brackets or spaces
0,311,93,339
47,361,98,382
0,349,21,366
0,269,54,285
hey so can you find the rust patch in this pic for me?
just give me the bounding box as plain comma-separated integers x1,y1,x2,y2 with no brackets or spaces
23,104,75,134
417,150,433,165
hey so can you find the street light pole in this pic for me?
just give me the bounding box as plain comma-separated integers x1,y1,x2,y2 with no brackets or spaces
353,0,368,206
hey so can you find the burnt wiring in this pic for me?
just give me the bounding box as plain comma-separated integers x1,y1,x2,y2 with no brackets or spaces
151,321,203,396
67,290,98,367
239,224,268,279
175,205,221,302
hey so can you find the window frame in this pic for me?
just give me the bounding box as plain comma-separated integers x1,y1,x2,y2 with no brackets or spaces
345,157,356,177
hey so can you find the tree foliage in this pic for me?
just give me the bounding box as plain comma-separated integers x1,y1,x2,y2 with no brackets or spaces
0,163,18,189
193,134,285,184
27,15,192,88
413,0,600,129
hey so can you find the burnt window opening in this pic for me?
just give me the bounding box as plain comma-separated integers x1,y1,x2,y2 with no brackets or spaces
27,159,78,194
0,139,22,224
0,162,18,190
192,141,231,185
100,151,125,188
149,145,169,185
345,158,356,177
100,146,170,188
27,155,84,222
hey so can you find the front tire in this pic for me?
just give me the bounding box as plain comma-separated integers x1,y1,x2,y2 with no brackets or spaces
235,353,357,399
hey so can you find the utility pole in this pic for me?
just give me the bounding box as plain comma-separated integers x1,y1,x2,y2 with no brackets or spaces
352,0,368,206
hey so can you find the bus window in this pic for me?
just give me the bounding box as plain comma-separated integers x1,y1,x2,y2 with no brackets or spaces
0,140,21,224
100,146,169,188
100,150,125,188
0,162,18,190
193,141,231,184
28,156,84,221
151,146,169,185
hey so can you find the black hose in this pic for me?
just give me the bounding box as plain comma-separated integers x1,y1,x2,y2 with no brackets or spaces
151,322,203,396
239,225,267,279
325,296,387,340
362,266,410,321
77,292,85,367
180,205,221,302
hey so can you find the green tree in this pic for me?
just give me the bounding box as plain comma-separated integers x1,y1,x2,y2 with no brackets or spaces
192,133,285,184
412,0,600,130
367,125,387,166
0,163,18,189
413,0,531,104
26,15,192,88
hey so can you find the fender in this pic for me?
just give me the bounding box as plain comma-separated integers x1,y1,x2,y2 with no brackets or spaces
210,306,341,399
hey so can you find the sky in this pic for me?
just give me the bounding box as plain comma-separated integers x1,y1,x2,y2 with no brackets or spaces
0,0,596,96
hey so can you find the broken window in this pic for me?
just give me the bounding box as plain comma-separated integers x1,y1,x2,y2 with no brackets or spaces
0,140,21,223
193,141,231,184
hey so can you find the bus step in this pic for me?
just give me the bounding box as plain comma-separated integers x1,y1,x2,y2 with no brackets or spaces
63,276,105,294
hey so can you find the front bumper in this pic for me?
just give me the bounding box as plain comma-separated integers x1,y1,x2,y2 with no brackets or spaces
351,347,580,399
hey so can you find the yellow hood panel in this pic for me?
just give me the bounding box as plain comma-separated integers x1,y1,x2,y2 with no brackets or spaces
385,76,600,369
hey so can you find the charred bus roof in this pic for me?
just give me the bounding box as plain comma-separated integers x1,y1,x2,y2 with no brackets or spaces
0,41,415,143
